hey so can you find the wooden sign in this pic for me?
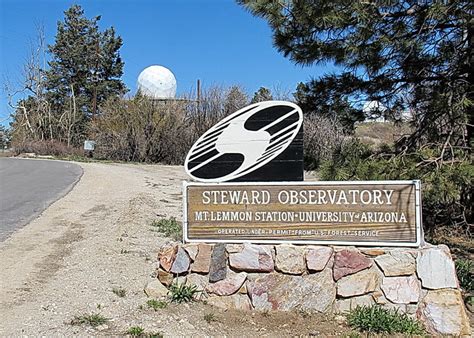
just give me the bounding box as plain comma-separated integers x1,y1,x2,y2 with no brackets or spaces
183,181,422,247
184,101,304,182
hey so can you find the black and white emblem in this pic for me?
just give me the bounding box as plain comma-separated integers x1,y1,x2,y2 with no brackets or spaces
185,101,303,182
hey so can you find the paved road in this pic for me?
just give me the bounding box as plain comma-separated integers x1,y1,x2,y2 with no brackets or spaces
0,158,82,241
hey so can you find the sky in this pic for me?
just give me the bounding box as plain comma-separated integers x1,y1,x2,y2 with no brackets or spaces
0,0,333,126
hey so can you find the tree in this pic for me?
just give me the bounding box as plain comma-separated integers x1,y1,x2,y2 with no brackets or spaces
46,4,126,144
224,85,249,114
239,1,473,231
294,81,364,132
251,86,273,103
0,125,11,150
238,1,473,151
7,26,54,144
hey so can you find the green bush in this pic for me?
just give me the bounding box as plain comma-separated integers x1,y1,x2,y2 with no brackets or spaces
146,299,167,310
168,283,200,303
70,313,108,327
150,217,182,241
455,258,473,293
320,139,473,233
346,305,425,334
126,326,145,336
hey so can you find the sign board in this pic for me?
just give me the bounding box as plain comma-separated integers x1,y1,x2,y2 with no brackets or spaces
183,180,421,247
83,140,96,151
184,101,304,182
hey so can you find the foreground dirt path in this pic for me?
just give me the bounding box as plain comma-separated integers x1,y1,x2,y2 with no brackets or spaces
0,162,349,336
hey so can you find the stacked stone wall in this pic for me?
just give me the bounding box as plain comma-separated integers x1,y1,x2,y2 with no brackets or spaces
150,243,471,336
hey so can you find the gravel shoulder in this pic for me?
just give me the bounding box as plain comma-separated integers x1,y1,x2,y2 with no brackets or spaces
0,161,349,336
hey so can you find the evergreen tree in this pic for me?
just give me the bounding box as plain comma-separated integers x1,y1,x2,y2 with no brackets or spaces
239,1,473,148
251,86,273,103
294,81,364,132
46,4,126,143
224,86,248,114
0,125,10,150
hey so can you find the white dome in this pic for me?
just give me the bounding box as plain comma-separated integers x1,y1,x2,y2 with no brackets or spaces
137,65,177,99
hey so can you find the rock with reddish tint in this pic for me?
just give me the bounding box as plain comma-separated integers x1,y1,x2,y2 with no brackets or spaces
417,289,471,336
170,247,190,274
209,243,227,282
206,272,247,296
381,275,420,304
305,246,333,272
416,246,457,289
275,245,305,274
183,244,199,261
157,269,174,287
375,251,416,276
207,294,253,311
159,245,178,272
333,249,372,281
247,269,335,312
191,244,213,273
144,279,168,298
337,266,382,297
229,243,274,272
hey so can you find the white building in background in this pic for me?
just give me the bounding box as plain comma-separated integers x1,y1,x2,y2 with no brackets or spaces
137,65,177,99
362,100,414,122
363,100,387,122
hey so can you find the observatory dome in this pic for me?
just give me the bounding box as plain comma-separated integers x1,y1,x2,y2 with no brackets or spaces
137,65,177,99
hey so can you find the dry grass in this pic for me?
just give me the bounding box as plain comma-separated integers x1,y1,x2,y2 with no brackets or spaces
12,140,82,157
355,122,412,148
428,226,473,259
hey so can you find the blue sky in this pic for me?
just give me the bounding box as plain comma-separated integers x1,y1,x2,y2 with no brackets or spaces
0,0,332,126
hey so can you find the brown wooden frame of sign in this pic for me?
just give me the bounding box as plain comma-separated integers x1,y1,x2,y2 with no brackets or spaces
183,180,422,247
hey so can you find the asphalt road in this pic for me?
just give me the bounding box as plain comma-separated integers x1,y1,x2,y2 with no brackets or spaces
0,158,83,241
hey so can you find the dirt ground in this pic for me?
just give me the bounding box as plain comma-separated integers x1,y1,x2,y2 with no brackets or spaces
0,162,351,336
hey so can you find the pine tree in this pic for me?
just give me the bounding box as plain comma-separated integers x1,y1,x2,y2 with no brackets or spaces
294,81,364,132
224,86,248,114
46,5,126,143
239,0,473,149
251,87,273,103
0,125,10,150
239,0,473,230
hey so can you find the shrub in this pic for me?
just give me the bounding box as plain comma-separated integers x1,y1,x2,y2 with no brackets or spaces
91,85,248,164
70,313,108,327
148,333,164,338
146,299,167,310
168,283,200,303
126,326,145,336
455,258,473,293
150,217,182,241
12,139,82,157
320,139,473,233
203,313,217,323
346,305,425,335
303,114,345,170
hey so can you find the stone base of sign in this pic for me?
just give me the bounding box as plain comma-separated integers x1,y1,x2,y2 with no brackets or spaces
152,242,471,336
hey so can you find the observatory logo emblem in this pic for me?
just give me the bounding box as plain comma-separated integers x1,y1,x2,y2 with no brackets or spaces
185,101,303,182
